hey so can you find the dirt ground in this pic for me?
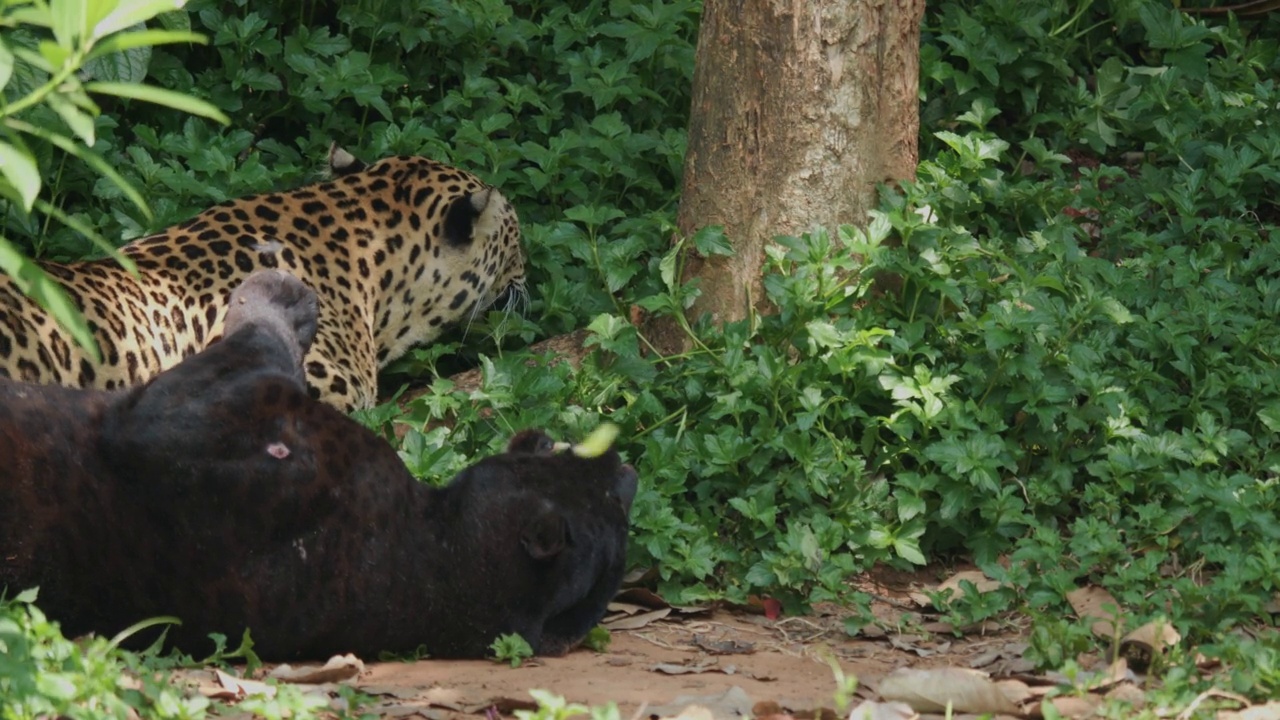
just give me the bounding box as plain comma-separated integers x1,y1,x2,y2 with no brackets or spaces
346,569,1034,719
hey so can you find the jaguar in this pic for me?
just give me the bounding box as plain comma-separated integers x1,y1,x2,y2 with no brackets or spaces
0,145,526,411
0,271,635,660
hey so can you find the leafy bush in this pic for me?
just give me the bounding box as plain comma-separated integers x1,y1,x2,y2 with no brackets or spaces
388,0,1280,639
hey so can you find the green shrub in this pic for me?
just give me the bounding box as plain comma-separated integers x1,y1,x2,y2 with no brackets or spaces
389,0,1280,638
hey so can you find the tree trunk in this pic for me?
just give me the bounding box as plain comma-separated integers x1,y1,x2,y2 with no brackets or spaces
658,0,925,346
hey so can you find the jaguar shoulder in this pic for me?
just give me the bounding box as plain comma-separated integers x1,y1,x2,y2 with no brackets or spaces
0,145,527,410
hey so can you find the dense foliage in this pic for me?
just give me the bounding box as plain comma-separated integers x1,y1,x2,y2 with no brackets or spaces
385,0,1280,650
4,0,1280,704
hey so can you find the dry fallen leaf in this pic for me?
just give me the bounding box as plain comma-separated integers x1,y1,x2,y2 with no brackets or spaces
907,570,1000,608
606,601,652,615
648,686,756,720
993,679,1033,706
650,660,723,675
268,653,365,684
693,633,756,655
354,685,422,700
649,659,775,682
1065,585,1124,639
1046,693,1102,719
888,634,949,658
603,606,671,629
462,696,540,715
657,707,717,720
1175,688,1249,719
877,667,1019,715
209,669,276,700
1118,616,1181,672
1221,700,1280,720
1105,683,1146,709
848,699,918,720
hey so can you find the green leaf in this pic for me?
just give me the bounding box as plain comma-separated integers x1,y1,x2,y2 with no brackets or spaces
91,0,185,39
659,244,679,291
81,41,149,83
33,197,136,274
893,535,927,565
0,141,41,211
155,9,191,31
87,29,206,60
582,625,611,652
36,671,78,700
49,0,88,48
0,236,99,360
37,39,71,70
44,90,97,144
0,40,14,90
82,81,230,124
1258,405,1280,434
691,225,732,256
1096,297,1134,324
6,6,54,28
6,118,151,220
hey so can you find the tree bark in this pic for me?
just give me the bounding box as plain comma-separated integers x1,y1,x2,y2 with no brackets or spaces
658,0,925,346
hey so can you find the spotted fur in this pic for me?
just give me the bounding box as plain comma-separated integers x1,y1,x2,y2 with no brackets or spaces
0,146,526,410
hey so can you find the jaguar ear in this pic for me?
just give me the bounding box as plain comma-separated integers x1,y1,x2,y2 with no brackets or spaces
521,505,567,561
507,429,556,455
443,187,507,247
328,143,366,175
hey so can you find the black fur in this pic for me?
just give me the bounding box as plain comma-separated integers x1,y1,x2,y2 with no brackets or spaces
0,271,635,660
442,190,489,246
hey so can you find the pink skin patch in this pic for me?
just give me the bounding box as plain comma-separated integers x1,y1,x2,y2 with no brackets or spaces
266,442,290,459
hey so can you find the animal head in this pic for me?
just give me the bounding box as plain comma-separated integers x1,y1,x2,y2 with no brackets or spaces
326,144,528,360
438,429,637,656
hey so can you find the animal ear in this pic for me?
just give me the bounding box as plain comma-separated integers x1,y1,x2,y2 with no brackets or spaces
521,508,567,561
614,465,638,515
507,429,556,455
442,187,496,246
328,143,366,175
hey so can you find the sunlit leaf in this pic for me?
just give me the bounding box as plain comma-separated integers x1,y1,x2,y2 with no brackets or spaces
92,0,186,39
83,80,229,124
87,28,205,59
37,38,70,69
0,39,14,90
0,140,41,210
659,244,679,291
49,0,88,48
39,91,97,144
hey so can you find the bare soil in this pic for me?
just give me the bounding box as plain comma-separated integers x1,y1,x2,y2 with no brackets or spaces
349,569,1032,719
